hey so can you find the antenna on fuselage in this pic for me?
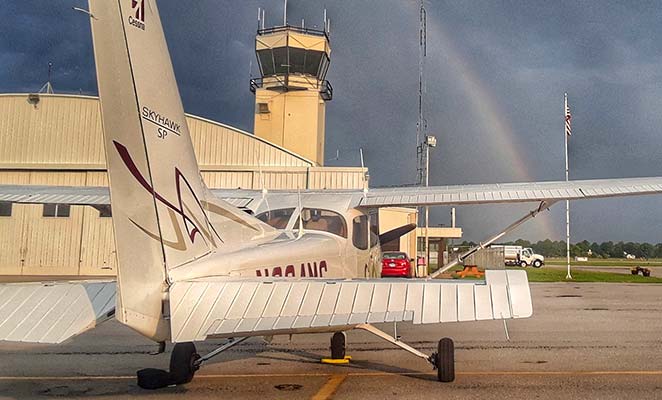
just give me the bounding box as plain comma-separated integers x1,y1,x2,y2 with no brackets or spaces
253,147,270,218
360,148,369,197
296,186,304,239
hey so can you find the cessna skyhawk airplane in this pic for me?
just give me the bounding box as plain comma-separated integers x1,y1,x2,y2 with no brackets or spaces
2,0,662,389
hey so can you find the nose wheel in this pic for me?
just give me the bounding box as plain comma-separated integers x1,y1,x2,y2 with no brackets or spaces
330,331,346,359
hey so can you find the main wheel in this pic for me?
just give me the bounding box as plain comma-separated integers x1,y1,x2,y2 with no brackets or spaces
520,261,528,268
169,342,200,385
532,260,543,268
436,338,455,382
330,332,346,359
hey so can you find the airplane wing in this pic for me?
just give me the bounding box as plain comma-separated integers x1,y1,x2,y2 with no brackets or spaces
168,270,531,343
355,176,662,208
0,281,116,344
1,176,662,208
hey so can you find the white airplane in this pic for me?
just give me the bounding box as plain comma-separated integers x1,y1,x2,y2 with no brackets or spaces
1,0,662,390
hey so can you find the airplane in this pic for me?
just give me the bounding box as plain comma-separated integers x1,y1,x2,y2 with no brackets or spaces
1,0,662,390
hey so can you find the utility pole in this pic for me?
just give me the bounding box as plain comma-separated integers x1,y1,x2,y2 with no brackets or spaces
564,93,572,280
425,135,436,275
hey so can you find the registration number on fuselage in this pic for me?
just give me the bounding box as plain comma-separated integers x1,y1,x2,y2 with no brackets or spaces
256,260,328,278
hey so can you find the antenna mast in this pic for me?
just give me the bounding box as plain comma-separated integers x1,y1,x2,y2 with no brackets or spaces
38,61,54,94
416,0,427,185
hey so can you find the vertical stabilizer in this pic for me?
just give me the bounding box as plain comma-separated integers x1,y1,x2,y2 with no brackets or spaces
89,0,269,341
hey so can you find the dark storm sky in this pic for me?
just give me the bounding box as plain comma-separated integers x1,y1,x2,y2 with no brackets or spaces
2,1,662,243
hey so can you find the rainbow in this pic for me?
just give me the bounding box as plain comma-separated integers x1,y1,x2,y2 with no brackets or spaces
424,16,561,240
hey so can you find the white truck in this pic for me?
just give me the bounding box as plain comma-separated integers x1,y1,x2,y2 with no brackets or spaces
491,245,544,268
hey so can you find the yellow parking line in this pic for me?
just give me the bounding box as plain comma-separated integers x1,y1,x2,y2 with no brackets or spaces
1,370,662,381
311,374,347,400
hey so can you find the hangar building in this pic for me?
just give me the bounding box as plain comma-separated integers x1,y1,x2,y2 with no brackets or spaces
0,21,460,277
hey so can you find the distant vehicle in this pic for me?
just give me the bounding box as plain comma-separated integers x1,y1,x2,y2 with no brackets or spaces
491,245,545,268
381,252,412,278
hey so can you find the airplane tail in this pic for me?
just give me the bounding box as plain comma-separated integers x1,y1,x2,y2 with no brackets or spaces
89,0,272,341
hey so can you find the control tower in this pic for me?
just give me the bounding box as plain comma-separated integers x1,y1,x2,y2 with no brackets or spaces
250,14,332,166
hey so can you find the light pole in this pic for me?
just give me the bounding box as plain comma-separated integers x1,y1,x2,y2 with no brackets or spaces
564,93,572,280
425,135,436,275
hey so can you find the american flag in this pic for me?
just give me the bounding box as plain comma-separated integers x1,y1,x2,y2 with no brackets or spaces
565,97,572,136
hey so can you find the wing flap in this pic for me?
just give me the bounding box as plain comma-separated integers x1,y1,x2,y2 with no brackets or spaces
0,281,116,344
169,270,532,342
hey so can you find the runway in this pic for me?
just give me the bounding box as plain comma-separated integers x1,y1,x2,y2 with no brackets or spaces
1,282,661,399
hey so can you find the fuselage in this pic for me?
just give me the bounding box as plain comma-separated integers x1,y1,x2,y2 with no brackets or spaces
169,195,383,282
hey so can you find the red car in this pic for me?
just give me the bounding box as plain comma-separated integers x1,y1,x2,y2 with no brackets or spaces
381,252,412,278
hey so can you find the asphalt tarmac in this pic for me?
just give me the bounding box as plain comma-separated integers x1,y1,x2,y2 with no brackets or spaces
1,282,661,399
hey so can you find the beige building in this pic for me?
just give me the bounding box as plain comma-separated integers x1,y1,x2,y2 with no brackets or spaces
0,23,461,277
0,93,367,276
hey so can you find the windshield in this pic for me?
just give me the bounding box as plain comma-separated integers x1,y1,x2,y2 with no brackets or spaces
256,208,295,229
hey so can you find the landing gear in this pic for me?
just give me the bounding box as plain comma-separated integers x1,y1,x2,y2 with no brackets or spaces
431,338,455,382
137,338,247,390
137,342,200,389
357,324,456,383
330,332,346,359
169,342,201,385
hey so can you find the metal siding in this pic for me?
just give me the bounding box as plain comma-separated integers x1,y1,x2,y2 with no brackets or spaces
21,172,86,275
0,95,105,167
0,172,30,274
79,172,117,275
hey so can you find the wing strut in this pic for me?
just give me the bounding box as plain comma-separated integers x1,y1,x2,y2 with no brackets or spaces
430,200,558,278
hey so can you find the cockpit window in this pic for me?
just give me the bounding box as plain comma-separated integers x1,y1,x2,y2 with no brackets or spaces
298,208,347,238
256,208,295,229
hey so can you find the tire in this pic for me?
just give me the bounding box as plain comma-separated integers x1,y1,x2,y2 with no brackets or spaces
436,338,455,382
169,342,200,385
330,332,346,359
532,260,542,268
137,368,172,390
520,261,528,268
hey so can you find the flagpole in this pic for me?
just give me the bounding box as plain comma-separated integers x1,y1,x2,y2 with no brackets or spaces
564,93,572,280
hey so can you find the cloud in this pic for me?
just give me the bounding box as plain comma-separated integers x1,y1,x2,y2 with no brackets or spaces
2,0,662,242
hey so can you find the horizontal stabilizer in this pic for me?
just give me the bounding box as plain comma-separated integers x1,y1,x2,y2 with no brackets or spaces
0,281,116,344
169,270,531,343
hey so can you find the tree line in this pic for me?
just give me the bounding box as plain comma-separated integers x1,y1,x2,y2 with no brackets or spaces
456,239,662,259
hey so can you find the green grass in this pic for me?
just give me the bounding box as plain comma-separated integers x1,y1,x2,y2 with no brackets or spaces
506,267,662,283
546,258,662,267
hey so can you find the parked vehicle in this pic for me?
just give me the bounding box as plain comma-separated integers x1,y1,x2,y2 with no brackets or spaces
490,245,544,268
381,252,412,278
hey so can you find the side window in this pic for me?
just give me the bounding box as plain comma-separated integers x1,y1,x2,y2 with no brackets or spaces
0,202,12,217
369,211,379,247
43,204,70,218
256,208,294,229
299,208,347,238
353,215,369,250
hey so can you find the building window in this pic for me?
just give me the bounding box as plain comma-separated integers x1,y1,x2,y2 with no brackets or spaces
0,202,12,217
97,205,112,218
43,203,70,218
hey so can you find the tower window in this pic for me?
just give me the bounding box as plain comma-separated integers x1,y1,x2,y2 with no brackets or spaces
43,203,70,218
0,202,12,217
257,103,270,114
